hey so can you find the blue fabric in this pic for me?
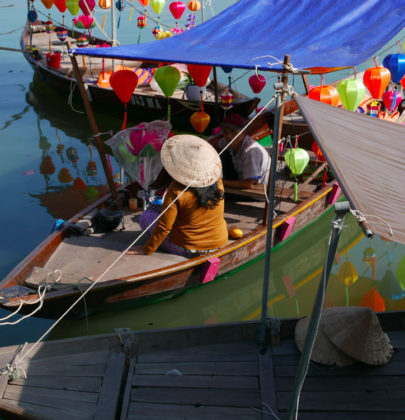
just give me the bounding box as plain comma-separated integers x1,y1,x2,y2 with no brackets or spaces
71,0,405,72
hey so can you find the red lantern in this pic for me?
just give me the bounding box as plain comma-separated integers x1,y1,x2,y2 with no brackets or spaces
248,74,266,94
169,1,185,20
73,177,87,190
79,0,95,15
137,15,146,27
308,85,339,106
55,0,67,12
187,0,200,11
401,75,405,90
382,90,402,111
312,141,325,162
110,70,138,129
190,110,210,133
360,289,385,312
187,64,212,87
137,0,150,5
363,67,391,99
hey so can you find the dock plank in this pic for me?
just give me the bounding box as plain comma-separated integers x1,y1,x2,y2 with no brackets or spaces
291,412,405,420
259,348,278,420
26,349,109,366
131,387,261,407
127,402,261,419
138,341,258,363
135,361,259,376
277,390,405,412
10,375,102,393
94,347,127,420
271,339,300,356
132,374,258,389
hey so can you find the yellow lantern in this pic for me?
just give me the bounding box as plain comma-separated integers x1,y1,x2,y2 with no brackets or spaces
338,258,358,306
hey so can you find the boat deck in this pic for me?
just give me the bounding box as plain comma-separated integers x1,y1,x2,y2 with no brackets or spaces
0,321,404,419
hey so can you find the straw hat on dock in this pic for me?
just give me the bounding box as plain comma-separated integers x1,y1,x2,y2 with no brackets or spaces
295,306,394,366
161,134,222,188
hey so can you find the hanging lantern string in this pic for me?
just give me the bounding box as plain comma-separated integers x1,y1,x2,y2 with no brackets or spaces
124,0,171,29
122,104,128,130
397,40,402,53
373,57,378,67
352,65,357,79
200,90,204,112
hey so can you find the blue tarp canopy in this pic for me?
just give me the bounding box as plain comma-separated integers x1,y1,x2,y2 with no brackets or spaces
71,0,405,72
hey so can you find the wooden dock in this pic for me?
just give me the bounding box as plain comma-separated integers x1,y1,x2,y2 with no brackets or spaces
0,318,404,419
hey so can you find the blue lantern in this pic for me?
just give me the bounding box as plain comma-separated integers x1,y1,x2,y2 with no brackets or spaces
28,9,37,23
382,54,405,84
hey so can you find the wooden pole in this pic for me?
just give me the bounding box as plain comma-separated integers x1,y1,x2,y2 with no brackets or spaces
212,66,220,126
302,73,311,94
263,55,290,226
111,3,117,72
69,52,117,198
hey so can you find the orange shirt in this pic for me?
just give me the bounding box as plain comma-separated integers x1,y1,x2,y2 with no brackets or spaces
143,180,228,255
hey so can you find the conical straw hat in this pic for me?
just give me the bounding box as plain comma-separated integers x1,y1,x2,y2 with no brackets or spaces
320,306,394,366
161,134,222,187
295,316,356,367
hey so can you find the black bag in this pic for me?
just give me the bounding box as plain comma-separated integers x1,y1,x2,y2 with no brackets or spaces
91,208,123,233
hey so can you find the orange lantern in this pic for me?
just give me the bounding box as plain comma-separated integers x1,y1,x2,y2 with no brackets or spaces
187,0,200,11
41,0,55,8
190,110,210,133
308,85,339,106
40,156,56,175
137,0,150,5
363,66,391,99
360,289,385,312
98,0,111,7
58,168,73,183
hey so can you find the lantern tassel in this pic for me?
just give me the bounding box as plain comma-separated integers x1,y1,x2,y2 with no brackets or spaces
322,167,327,188
129,7,133,21
102,14,106,30
294,180,298,202
117,15,121,29
72,19,74,37
122,104,128,130
82,55,86,68
137,30,142,44
167,98,171,122
345,286,350,306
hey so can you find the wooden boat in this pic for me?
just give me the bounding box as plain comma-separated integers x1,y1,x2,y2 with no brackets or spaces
0,313,404,419
0,111,340,319
21,22,260,132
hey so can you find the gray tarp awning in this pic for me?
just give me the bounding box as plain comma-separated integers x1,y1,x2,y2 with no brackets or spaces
294,95,405,245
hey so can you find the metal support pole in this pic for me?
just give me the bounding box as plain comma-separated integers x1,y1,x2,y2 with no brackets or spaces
201,0,205,22
286,201,351,420
69,53,117,198
111,4,117,71
259,82,284,348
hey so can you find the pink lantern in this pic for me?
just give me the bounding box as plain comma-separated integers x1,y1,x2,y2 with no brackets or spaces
79,0,95,15
382,90,402,111
249,74,266,94
169,1,185,20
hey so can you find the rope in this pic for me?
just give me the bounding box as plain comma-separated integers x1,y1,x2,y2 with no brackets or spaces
68,80,85,114
251,402,281,420
0,25,25,36
0,343,28,381
10,92,278,370
350,209,393,238
80,0,114,43
89,130,114,139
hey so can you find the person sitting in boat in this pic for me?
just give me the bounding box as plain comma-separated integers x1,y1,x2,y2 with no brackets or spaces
207,113,270,189
127,134,228,257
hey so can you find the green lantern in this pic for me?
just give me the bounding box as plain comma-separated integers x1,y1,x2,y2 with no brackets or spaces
66,0,80,15
153,66,180,121
337,79,366,111
396,255,405,290
284,148,309,201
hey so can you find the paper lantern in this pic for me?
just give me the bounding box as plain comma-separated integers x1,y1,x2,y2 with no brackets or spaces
58,168,73,183
57,28,68,41
66,147,79,163
169,1,185,19
73,177,87,190
382,90,402,111
116,0,124,11
308,85,339,106
360,289,385,312
85,186,99,201
284,148,309,176
151,0,165,14
137,15,146,28
220,87,234,110
187,64,212,88
311,141,325,162
76,35,89,47
396,255,405,290
337,261,358,287
86,161,97,176
383,54,405,84
110,70,138,104
401,75,405,90
379,268,405,300
138,0,150,5
74,15,95,29
363,66,391,99
152,25,161,36
221,66,232,74
66,0,80,15
41,0,55,9
28,9,38,22
55,0,67,12
45,20,54,33
187,0,200,11
249,74,266,94
79,0,95,15
337,79,366,112
190,110,210,133
98,0,111,8
153,66,180,97
40,156,56,175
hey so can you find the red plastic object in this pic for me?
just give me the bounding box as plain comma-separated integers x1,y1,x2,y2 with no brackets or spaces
278,216,296,241
46,52,61,69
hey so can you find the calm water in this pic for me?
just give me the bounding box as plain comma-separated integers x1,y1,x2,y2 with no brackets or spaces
1,2,405,346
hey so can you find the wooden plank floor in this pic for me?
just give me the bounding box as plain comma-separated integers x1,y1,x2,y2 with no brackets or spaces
273,330,405,419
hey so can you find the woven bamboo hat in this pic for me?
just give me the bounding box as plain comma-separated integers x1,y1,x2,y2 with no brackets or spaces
295,316,356,367
161,134,222,188
295,307,394,367
320,306,394,366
